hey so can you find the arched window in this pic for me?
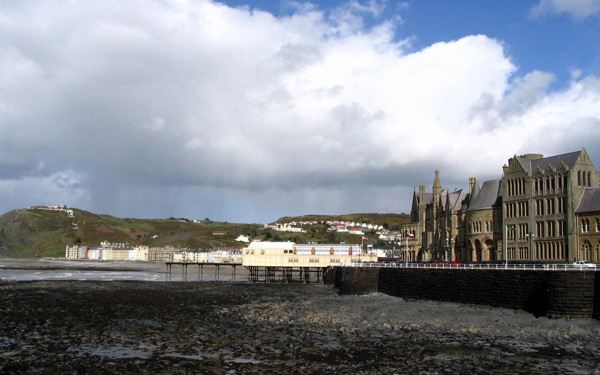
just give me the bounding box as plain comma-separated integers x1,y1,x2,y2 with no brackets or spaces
588,171,592,187
596,218,600,232
578,171,582,186
581,241,592,261
582,219,590,233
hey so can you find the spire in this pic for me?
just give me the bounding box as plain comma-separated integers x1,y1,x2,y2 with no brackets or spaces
433,170,442,189
469,177,480,200
433,170,442,207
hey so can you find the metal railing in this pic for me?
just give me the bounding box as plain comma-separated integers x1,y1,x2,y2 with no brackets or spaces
341,262,598,271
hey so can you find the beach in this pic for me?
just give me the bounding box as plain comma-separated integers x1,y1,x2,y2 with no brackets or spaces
1,266,600,374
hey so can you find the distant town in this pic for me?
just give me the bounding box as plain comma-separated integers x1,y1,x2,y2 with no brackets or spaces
62,148,600,268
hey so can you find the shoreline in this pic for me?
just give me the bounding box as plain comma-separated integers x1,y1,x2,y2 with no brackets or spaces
1,280,600,373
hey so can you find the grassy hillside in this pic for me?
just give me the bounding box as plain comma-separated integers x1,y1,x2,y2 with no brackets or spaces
0,208,410,258
0,208,261,258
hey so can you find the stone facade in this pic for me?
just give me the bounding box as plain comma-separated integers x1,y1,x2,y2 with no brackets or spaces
575,187,600,262
401,148,600,263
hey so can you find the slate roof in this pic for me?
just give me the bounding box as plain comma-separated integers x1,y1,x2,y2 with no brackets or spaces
517,151,581,175
448,189,469,211
467,179,501,211
575,187,600,214
421,192,433,205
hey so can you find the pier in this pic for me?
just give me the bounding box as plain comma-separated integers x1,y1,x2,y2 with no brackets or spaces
165,262,327,283
246,266,326,283
165,262,242,282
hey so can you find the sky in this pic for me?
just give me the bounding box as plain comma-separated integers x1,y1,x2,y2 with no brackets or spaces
1,0,599,223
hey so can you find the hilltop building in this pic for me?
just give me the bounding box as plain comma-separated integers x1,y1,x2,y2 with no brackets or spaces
400,148,600,263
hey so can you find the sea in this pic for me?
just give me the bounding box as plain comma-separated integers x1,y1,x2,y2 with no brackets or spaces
0,258,247,282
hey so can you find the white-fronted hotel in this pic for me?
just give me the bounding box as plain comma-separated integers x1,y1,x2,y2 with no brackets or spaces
241,241,377,268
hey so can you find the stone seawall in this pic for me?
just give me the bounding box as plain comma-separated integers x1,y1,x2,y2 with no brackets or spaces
333,267,599,319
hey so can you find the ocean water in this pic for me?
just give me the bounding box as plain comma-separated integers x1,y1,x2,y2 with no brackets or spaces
0,268,166,282
0,258,247,282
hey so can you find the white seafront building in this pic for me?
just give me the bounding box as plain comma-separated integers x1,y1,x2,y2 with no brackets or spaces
66,244,150,261
242,241,377,268
66,243,242,264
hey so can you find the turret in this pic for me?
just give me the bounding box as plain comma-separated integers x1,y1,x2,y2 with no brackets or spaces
469,177,480,200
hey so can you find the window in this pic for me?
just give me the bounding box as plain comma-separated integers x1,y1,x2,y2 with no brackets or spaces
536,221,545,237
507,247,516,260
547,221,555,237
557,197,565,214
519,247,528,259
596,218,600,232
547,198,555,215
536,199,544,216
518,224,528,240
507,226,516,241
582,218,590,233
581,241,592,261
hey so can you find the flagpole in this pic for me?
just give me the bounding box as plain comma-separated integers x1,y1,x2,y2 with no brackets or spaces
405,234,408,264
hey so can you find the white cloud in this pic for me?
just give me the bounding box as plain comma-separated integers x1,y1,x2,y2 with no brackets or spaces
530,0,600,20
0,0,599,221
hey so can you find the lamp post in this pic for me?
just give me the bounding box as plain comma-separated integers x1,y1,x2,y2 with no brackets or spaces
445,237,453,262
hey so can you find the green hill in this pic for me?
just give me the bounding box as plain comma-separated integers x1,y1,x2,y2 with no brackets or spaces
0,208,261,258
0,208,410,258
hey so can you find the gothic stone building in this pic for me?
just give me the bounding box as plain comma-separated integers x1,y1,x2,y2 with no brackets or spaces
401,148,599,263
575,187,600,262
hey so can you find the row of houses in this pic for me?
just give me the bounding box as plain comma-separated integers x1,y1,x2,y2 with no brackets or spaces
65,244,242,263
400,148,600,264
265,221,385,235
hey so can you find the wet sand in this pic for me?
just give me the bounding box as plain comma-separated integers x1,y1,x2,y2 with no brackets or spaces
1,279,599,374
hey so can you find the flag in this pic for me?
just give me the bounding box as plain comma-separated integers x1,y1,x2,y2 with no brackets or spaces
506,225,515,231
362,237,368,242
407,233,415,238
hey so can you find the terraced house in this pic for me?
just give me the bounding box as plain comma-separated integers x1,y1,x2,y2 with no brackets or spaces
401,148,599,263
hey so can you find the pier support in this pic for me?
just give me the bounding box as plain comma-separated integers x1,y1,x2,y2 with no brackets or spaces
165,262,240,282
